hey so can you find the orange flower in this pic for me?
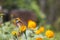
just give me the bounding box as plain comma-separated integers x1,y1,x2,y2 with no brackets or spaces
28,20,36,29
45,30,54,38
39,26,44,32
35,26,44,35
35,30,41,35
36,37,42,40
19,25,26,32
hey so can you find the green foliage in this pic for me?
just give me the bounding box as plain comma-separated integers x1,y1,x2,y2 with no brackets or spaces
1,0,46,27
0,22,59,40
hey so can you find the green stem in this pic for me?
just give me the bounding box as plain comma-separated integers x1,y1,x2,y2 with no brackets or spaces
24,31,27,40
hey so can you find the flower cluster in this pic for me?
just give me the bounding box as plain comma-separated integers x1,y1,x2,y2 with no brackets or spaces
0,17,55,40
11,18,54,40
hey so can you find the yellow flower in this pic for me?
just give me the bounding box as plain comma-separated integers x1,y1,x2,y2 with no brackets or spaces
11,31,18,36
35,30,41,34
36,37,42,40
28,20,36,29
35,26,44,35
20,25,26,32
39,26,44,32
45,30,54,38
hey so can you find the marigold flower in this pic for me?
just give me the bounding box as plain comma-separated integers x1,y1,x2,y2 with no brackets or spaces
35,30,41,35
45,30,54,38
35,26,44,35
19,25,26,32
36,37,42,40
11,31,18,36
39,26,44,32
28,20,36,29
